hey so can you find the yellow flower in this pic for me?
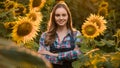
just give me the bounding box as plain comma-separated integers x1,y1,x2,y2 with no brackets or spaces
99,0,108,8
4,22,16,29
87,14,107,34
82,21,100,39
29,0,46,11
12,17,39,43
90,54,106,68
13,3,26,16
4,0,17,10
98,7,108,17
114,29,120,37
27,10,43,23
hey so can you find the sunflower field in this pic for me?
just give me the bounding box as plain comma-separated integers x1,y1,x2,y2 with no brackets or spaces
0,0,120,68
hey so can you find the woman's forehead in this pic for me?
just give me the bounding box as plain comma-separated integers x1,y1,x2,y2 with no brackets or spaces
55,7,67,13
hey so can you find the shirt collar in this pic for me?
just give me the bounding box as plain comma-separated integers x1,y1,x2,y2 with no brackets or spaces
55,29,72,36
67,29,72,36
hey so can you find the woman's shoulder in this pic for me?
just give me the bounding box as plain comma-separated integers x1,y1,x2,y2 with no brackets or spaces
40,31,47,38
73,29,81,36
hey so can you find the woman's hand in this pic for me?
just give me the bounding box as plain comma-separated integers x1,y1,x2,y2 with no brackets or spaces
38,47,58,57
74,45,79,51
38,47,50,55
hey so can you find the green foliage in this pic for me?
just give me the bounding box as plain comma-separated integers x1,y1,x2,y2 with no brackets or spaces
0,23,7,37
23,41,39,51
75,35,120,68
0,0,27,38
73,49,120,68
40,0,55,32
35,0,55,43
66,0,100,30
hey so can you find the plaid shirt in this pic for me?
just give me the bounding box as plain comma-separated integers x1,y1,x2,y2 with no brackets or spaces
38,30,82,64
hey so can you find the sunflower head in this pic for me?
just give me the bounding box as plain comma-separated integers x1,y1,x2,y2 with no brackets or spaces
82,21,100,39
5,0,16,10
17,22,32,36
12,17,40,43
87,14,107,34
27,10,43,24
4,22,16,29
98,7,108,17
13,3,26,16
29,0,46,11
99,0,109,8
28,12,37,21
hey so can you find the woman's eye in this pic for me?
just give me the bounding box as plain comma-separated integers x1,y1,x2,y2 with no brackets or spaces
62,14,66,16
55,14,60,17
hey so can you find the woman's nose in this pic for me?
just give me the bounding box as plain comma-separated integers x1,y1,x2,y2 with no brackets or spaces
60,16,63,19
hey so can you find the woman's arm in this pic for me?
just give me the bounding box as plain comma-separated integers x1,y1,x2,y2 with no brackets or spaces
57,47,81,61
38,33,60,64
38,31,82,62
56,31,82,61
38,32,47,54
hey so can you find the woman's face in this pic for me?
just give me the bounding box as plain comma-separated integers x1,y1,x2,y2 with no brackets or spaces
55,7,68,27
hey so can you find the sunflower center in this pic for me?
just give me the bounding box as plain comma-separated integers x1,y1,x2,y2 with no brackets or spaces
15,6,24,13
101,3,108,7
32,0,41,7
17,22,32,36
85,25,96,36
28,13,37,21
98,8,107,17
7,4,14,9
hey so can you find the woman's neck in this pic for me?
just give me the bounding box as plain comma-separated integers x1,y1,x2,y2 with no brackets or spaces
56,26,68,33
56,26,68,43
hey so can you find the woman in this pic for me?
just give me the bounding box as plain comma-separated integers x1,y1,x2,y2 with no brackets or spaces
38,1,82,68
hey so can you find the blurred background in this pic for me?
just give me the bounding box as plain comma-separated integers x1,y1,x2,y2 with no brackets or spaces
0,0,120,68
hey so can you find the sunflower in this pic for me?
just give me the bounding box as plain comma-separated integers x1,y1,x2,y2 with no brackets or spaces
13,3,26,16
99,0,108,8
98,7,108,17
26,10,43,23
29,0,46,11
87,14,107,34
4,0,16,10
82,21,100,39
4,22,16,29
12,17,39,43
90,54,106,68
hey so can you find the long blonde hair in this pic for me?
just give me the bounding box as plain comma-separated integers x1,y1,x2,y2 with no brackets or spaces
45,2,74,46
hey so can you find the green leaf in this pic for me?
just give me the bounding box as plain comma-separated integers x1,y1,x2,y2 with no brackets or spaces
115,47,120,51
72,61,81,68
95,40,105,47
101,39,115,47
